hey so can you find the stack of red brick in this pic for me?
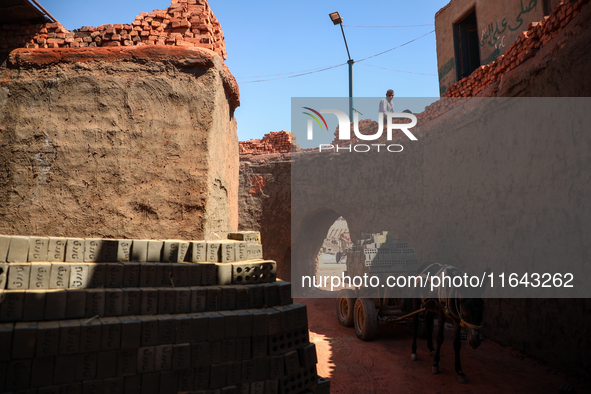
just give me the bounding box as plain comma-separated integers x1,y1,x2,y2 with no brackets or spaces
445,0,588,98
1,0,226,60
239,131,299,155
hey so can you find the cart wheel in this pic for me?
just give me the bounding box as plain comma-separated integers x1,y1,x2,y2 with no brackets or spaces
354,298,377,341
336,289,356,327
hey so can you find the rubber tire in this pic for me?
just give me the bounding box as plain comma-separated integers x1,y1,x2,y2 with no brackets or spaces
354,298,378,341
336,289,356,327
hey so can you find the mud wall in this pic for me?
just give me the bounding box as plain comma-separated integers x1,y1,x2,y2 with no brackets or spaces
0,45,239,240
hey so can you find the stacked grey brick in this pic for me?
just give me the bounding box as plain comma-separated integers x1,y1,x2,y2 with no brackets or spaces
0,232,330,394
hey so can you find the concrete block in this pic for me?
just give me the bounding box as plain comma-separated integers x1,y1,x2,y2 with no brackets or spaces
47,237,67,262
81,380,103,394
236,338,251,361
159,370,178,394
284,350,300,375
158,288,176,314
191,314,209,342
216,262,232,286
105,263,124,288
249,285,265,309
138,315,159,347
292,303,308,329
234,241,247,261
65,289,86,319
50,263,70,289
0,262,8,290
228,232,261,244
140,264,160,287
189,241,207,263
7,264,31,289
191,341,209,367
158,315,176,344
28,237,49,262
45,289,67,320
54,354,78,383
84,239,103,262
119,316,141,349
105,289,124,317
123,263,140,287
190,287,207,313
219,240,236,263
206,286,222,311
175,314,192,344
141,372,160,394
268,355,284,379
12,322,37,359
100,317,122,351
220,311,238,338
6,359,32,391
84,289,105,318
313,377,330,394
200,262,217,285
65,238,85,263
188,263,203,286
173,343,191,370
157,263,172,287
246,244,263,260
117,239,132,262
221,286,236,310
174,288,191,314
236,311,253,338
0,290,25,322
76,352,98,381
172,263,191,287
59,320,80,355
155,344,173,371
96,350,118,379
250,380,265,394
99,239,118,262
298,343,317,368
163,240,189,263
130,240,148,262
117,348,138,377
56,382,82,394
226,361,242,386
122,288,141,315
141,287,159,315
241,359,256,383
251,336,267,359
23,289,46,321
35,321,60,357
137,346,156,373
7,236,30,263
87,263,106,289
103,377,124,394
147,240,163,262
221,338,237,363
266,309,282,336
210,363,227,389
206,241,221,262
265,379,279,394
80,318,102,353
207,312,225,341
0,323,14,361
193,365,210,390
124,375,141,394
276,281,292,306
252,309,268,336
177,368,194,392
0,235,10,261
30,356,54,388
254,357,268,381
235,286,250,310
68,263,89,289
28,262,51,289
210,341,224,366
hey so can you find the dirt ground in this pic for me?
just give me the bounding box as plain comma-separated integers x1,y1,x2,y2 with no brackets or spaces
299,297,589,394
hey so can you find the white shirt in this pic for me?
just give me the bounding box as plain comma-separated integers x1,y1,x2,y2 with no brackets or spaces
379,97,394,114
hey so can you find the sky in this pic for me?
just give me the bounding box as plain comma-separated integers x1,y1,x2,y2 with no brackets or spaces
38,0,449,141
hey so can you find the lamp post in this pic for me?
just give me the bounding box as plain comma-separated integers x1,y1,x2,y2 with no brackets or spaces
329,11,354,121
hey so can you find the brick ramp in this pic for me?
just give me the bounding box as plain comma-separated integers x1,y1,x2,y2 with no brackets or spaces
300,297,588,394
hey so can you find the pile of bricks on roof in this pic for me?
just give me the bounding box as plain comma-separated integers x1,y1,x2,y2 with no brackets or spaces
0,232,331,393
239,131,300,155
0,0,227,60
444,0,588,98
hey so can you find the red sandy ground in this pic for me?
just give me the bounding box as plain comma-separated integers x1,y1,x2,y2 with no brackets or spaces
299,297,589,394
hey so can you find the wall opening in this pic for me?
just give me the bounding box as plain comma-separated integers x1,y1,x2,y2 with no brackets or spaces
314,216,353,291
453,8,481,80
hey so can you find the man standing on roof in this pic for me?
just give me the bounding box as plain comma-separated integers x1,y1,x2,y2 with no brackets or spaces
379,89,394,124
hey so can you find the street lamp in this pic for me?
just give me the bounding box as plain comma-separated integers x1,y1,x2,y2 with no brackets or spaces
329,11,354,121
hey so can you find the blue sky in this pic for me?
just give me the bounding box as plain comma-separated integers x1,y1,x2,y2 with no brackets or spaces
39,0,449,141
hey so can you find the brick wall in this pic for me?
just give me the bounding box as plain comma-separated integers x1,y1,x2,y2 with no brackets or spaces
0,0,226,60
239,131,300,155
444,0,588,98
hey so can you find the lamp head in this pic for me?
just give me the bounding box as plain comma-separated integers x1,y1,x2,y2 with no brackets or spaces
329,12,342,25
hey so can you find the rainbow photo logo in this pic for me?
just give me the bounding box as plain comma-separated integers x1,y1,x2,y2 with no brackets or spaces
302,106,418,153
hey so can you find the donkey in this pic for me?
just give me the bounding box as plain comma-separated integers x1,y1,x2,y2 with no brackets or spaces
409,263,487,383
